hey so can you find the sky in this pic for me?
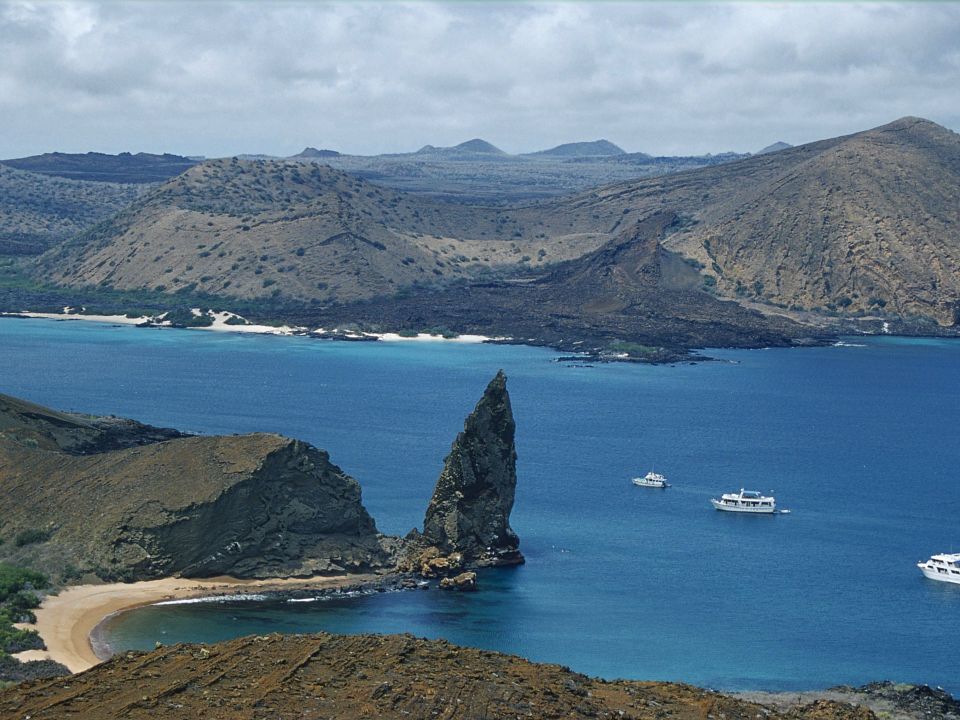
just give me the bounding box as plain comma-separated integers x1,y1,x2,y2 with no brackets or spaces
1,1,958,159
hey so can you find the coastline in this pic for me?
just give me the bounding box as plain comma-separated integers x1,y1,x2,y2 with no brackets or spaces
12,573,378,674
0,310,500,344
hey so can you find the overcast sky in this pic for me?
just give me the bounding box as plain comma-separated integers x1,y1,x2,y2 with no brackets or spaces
1,1,958,158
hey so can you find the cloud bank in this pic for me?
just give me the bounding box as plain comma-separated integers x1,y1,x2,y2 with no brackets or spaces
1,1,958,157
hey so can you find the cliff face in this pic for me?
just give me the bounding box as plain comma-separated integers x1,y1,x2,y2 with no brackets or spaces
0,397,391,581
416,371,523,567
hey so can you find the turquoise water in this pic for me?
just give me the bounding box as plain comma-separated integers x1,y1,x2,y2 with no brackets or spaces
1,318,959,692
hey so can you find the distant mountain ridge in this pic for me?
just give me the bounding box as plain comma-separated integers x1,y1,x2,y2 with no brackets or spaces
1,151,198,184
22,116,960,355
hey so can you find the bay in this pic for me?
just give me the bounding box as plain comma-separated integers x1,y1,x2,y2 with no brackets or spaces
1,317,958,692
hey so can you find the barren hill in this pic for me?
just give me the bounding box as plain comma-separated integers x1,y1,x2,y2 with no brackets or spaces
26,117,960,344
31,158,610,304
661,117,960,325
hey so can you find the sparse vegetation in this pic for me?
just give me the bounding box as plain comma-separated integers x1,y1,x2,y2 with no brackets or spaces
13,529,51,548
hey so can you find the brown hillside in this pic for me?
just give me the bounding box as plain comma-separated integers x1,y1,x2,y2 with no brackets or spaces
662,117,960,325
33,159,609,304
0,632,880,720
30,117,960,333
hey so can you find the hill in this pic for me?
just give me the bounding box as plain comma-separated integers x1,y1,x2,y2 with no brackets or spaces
0,164,144,255
527,139,627,157
0,391,391,581
291,147,341,159
757,141,792,154
412,138,508,160
26,116,960,347
30,158,610,304
0,631,915,720
288,211,815,360
0,151,197,184
654,117,960,325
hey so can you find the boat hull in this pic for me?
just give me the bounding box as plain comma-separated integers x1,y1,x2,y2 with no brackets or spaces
918,564,960,585
633,480,667,488
711,499,776,513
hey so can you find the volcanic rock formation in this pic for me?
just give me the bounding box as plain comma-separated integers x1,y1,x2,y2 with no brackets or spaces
0,373,523,583
409,370,523,568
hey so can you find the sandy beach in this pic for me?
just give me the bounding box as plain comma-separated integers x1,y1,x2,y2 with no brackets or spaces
2,310,501,343
12,573,375,674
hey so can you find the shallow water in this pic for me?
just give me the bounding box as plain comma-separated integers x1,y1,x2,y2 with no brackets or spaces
2,318,958,691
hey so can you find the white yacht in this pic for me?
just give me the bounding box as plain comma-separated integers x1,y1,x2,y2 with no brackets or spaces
917,553,960,585
711,488,776,513
632,471,669,488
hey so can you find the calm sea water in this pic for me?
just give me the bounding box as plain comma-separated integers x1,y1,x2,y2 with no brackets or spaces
2,317,959,692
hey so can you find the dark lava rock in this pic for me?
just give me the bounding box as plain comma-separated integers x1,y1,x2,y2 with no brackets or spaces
418,370,523,567
854,682,960,718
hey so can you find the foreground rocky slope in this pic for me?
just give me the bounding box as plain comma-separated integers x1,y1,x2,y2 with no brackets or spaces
0,632,905,720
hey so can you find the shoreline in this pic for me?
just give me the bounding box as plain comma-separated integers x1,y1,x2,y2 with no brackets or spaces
12,573,379,674
0,310,501,344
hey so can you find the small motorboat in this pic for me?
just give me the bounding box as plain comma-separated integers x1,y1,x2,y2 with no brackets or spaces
917,553,960,585
710,488,776,513
632,471,669,488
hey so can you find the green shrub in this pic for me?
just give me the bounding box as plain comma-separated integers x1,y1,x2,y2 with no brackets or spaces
13,529,50,548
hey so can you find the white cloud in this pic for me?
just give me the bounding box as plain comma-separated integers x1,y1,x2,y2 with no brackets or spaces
0,1,957,158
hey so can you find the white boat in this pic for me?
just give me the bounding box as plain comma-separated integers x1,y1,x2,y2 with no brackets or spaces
917,553,960,585
632,471,669,488
711,488,776,513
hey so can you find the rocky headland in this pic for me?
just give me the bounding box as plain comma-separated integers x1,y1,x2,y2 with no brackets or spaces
0,371,521,586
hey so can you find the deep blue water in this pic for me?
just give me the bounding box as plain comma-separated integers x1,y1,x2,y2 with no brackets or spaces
1,317,959,692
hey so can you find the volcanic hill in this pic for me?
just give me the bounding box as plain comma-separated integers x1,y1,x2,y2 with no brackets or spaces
32,158,609,305
25,116,960,349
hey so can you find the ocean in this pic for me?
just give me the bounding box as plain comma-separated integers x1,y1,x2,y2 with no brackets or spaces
1,317,958,692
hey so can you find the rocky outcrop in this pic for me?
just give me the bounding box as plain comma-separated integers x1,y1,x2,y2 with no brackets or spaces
2,631,915,720
0,395,392,581
0,392,185,454
439,571,477,591
1,374,526,583
410,370,523,568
